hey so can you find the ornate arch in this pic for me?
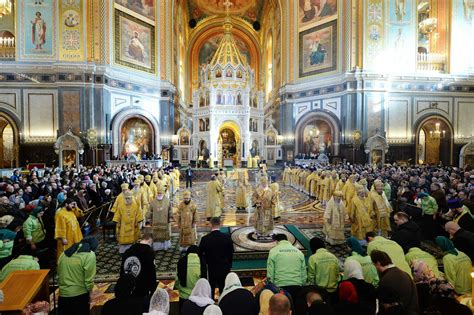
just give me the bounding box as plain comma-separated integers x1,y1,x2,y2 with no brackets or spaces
414,114,454,165
295,110,341,156
187,16,261,99
0,109,20,167
111,108,161,157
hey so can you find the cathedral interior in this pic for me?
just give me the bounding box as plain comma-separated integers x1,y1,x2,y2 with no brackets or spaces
0,0,474,314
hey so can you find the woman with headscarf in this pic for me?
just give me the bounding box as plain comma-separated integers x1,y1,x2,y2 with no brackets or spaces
0,215,16,269
181,278,215,315
425,279,472,315
410,259,436,313
176,245,207,307
258,289,274,315
101,273,145,315
338,260,376,315
144,288,170,315
345,237,379,287
76,189,90,211
22,206,47,267
435,236,472,294
218,272,258,315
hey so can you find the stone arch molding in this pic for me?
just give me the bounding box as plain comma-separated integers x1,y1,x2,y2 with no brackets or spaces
364,135,389,154
460,141,474,169
111,108,161,157
54,130,84,169
295,110,341,156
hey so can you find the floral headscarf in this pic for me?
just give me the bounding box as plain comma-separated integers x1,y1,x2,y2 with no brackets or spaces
412,259,436,284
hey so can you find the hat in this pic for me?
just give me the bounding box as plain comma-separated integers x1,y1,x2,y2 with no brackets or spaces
0,215,14,228
373,179,383,188
120,183,129,190
183,190,191,198
0,227,16,240
447,199,462,209
355,184,365,193
145,175,151,181
333,190,343,197
417,192,429,199
133,179,141,185
24,204,35,213
358,178,367,186
32,206,43,217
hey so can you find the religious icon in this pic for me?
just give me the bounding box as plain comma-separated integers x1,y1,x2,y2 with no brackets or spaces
128,31,147,63
63,150,76,168
226,68,233,77
216,69,222,78
64,10,80,27
395,0,406,21
31,12,46,50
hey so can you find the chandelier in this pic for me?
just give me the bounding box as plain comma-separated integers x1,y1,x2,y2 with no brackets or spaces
0,0,12,18
429,122,445,139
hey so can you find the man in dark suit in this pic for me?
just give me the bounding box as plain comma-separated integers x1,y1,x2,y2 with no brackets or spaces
199,217,234,297
186,166,193,188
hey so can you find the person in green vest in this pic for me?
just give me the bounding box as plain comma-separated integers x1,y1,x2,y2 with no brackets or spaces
366,232,412,277
435,236,472,295
175,245,207,308
267,233,306,297
307,237,340,293
345,236,379,287
0,247,39,282
23,206,46,266
58,236,98,315
405,247,440,278
0,215,16,270
417,192,438,240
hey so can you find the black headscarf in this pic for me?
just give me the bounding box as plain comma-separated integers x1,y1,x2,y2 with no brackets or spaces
310,237,326,254
177,245,207,287
64,236,99,257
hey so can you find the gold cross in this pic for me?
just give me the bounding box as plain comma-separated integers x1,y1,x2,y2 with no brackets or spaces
223,0,232,17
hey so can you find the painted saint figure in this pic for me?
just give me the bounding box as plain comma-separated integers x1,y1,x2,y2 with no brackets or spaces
31,12,46,50
128,31,146,62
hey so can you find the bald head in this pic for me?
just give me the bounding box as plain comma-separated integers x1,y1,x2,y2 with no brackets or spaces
269,293,291,315
445,221,461,236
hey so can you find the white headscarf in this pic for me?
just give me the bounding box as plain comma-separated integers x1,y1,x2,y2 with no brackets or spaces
144,288,169,315
343,259,364,280
218,272,244,303
188,278,215,307
203,305,223,315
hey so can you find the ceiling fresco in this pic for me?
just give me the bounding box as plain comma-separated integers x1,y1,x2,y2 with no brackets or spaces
187,0,265,24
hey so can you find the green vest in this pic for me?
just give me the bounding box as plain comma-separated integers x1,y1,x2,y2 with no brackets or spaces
175,253,202,299
0,255,40,282
405,247,440,278
308,248,340,292
0,239,13,259
58,250,96,297
421,196,438,215
443,251,472,295
23,215,46,244
367,236,412,277
267,240,307,287
346,252,379,287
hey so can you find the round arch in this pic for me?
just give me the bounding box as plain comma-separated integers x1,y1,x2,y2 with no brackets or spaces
187,16,261,99
295,110,341,156
414,114,454,165
0,109,20,168
111,108,160,158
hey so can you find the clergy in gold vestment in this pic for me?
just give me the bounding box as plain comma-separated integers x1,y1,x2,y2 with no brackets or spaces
131,179,145,215
348,185,373,240
205,175,223,219
342,175,357,209
113,191,144,254
252,176,276,236
217,171,226,209
236,170,249,210
177,191,197,249
147,184,171,251
55,199,83,259
145,175,157,201
368,179,392,237
269,182,281,220
323,171,339,203
282,166,291,185
323,191,346,245
305,171,317,195
111,183,130,213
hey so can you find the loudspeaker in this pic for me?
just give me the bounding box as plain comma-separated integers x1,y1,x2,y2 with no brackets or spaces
252,21,261,31
189,19,197,28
